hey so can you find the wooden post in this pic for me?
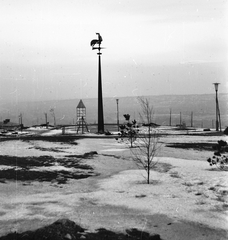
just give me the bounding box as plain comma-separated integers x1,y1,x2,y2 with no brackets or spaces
44,113,48,129
180,112,182,127
191,111,193,127
169,108,172,126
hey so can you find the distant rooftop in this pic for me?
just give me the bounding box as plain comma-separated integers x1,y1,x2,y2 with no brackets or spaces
77,99,86,109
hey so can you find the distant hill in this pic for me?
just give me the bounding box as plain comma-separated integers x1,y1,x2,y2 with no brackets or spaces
0,93,227,129
0,121,19,128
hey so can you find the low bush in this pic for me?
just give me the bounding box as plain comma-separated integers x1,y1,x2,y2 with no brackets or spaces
207,140,228,171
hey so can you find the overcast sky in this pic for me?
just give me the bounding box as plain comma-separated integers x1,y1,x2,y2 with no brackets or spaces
0,0,227,102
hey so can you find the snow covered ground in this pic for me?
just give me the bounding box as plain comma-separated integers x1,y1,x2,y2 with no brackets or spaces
0,127,227,239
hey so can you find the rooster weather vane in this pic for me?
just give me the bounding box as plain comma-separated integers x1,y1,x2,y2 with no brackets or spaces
90,33,104,52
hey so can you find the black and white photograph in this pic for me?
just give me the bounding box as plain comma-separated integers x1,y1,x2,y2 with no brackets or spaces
0,1,227,239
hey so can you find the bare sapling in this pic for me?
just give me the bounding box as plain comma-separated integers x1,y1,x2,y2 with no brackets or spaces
131,97,161,184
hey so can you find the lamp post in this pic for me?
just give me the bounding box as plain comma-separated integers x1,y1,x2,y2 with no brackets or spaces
91,33,105,133
116,99,119,131
213,83,221,131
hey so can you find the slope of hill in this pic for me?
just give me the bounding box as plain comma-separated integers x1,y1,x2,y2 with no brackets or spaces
0,94,227,129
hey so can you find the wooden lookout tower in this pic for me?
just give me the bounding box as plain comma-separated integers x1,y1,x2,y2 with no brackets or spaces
76,99,88,133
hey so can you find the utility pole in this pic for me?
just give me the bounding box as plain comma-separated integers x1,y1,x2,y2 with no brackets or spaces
213,83,221,131
191,111,193,127
19,113,23,131
169,108,172,126
116,99,119,131
180,112,182,126
44,113,48,129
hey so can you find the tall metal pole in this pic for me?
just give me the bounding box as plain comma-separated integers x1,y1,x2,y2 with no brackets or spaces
215,89,218,131
217,93,222,132
218,104,222,132
116,99,119,131
97,50,104,133
213,83,220,131
91,33,104,133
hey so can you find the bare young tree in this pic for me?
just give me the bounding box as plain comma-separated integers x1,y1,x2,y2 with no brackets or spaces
131,97,161,184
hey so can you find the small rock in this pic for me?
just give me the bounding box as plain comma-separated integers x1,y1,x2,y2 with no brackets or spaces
0,179,6,183
51,179,57,183
195,192,202,196
64,233,72,239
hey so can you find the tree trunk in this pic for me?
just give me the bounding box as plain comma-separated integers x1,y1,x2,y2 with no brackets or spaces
147,168,150,184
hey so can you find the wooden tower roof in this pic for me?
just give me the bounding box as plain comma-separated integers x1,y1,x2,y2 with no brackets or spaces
77,99,86,109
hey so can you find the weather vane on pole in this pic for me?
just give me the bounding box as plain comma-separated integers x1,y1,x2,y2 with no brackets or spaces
91,33,105,133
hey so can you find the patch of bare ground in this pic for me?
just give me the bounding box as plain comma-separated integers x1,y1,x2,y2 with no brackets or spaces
0,152,98,184
0,219,161,240
166,142,228,152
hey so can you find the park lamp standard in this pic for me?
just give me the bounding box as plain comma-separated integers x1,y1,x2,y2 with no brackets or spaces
213,82,221,131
